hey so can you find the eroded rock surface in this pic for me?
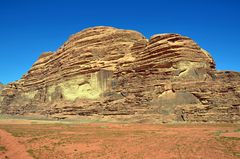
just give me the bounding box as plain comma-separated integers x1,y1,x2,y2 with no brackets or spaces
0,26,239,122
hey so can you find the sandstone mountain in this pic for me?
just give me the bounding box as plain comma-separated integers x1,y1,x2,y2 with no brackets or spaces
0,26,239,122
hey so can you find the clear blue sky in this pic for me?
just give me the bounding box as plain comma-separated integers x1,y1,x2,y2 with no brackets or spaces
0,0,240,84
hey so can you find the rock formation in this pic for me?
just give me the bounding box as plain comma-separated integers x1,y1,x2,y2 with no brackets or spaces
0,26,239,122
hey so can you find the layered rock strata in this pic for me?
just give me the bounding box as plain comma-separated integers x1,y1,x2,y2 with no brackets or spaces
0,26,239,122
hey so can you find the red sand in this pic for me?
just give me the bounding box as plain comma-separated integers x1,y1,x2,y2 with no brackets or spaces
0,120,239,159
0,129,32,159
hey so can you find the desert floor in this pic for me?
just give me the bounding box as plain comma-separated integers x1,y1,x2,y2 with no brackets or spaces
0,118,239,159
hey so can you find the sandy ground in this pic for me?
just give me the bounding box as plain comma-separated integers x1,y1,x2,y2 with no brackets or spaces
0,129,32,159
0,119,239,159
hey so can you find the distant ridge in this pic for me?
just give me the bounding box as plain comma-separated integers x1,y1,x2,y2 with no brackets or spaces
0,82,4,90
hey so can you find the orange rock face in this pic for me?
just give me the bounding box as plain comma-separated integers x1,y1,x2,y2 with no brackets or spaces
0,26,239,122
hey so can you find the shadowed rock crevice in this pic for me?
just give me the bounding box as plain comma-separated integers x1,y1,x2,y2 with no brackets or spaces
0,26,239,123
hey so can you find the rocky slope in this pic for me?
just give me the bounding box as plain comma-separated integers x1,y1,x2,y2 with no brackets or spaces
0,26,239,122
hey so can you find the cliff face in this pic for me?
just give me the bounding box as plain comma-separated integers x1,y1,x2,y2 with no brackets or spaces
0,26,239,122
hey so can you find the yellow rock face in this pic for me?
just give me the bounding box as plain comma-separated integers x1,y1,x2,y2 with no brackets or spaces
47,70,112,101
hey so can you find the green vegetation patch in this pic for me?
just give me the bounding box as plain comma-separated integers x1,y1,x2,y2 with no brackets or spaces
0,145,7,152
27,149,39,159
